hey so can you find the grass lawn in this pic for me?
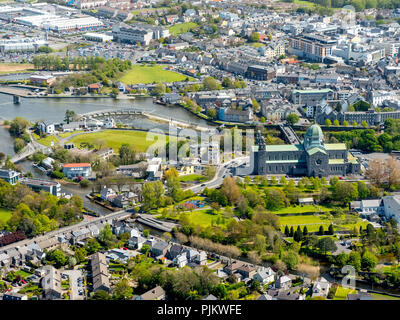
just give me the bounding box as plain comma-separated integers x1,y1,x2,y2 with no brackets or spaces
69,129,169,152
272,205,331,215
15,270,32,278
333,286,356,300
250,42,265,48
184,209,228,228
279,215,331,233
291,0,316,7
169,22,198,36
0,62,34,75
33,133,59,147
371,293,400,300
120,64,194,85
0,207,12,223
179,174,208,183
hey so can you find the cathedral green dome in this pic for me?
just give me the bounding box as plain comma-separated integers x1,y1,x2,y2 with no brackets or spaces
303,124,325,150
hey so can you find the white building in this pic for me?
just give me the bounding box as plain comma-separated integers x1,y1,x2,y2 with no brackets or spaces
39,121,55,135
189,142,220,165
112,23,154,46
83,32,113,42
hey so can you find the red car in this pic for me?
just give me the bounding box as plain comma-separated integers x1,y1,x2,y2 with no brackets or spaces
339,177,343,180
123,247,128,250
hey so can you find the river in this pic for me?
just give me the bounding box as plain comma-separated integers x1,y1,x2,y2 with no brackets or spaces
0,92,214,215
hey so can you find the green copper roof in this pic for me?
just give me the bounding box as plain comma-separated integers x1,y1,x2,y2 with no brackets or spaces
307,147,327,155
329,159,345,164
325,143,347,150
265,144,304,152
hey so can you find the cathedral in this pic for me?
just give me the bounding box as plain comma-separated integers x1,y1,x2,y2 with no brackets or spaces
251,124,360,177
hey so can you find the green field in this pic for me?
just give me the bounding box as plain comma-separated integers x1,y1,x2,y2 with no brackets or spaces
371,293,400,300
69,129,169,152
251,42,265,48
273,205,330,215
179,174,208,183
291,0,316,7
120,64,194,85
0,207,12,223
33,133,59,147
184,209,228,228
169,22,198,36
333,286,357,300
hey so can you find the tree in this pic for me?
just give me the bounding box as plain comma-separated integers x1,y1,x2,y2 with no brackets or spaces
91,290,112,300
325,119,332,127
221,176,241,205
64,110,76,124
9,117,30,136
286,113,299,125
98,223,117,249
352,121,357,127
207,107,217,119
333,119,339,127
284,225,290,237
361,250,378,271
303,226,308,236
361,121,368,128
282,251,298,270
249,31,260,42
319,225,324,235
202,77,220,91
328,224,334,235
85,238,101,254
119,144,136,165
315,237,337,255
152,82,166,97
264,188,286,210
113,279,133,300
46,249,68,268
343,120,348,127
289,226,294,237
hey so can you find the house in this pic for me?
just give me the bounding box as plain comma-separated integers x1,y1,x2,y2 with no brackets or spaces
41,265,62,300
136,285,166,300
173,253,188,268
100,186,117,201
90,252,110,292
311,277,331,298
203,294,218,300
275,275,292,290
88,224,100,237
30,75,56,86
71,228,91,244
0,252,10,267
253,267,276,285
62,163,92,179
2,292,28,300
151,241,169,258
267,289,304,300
224,261,245,275
107,248,134,263
237,264,256,279
167,244,184,260
128,235,146,250
39,121,55,135
0,169,21,185
104,118,115,129
299,197,314,206
160,93,182,104
88,83,102,93
194,251,207,265
257,293,273,300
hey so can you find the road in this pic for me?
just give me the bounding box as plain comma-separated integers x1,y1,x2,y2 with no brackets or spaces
186,156,249,193
0,210,131,252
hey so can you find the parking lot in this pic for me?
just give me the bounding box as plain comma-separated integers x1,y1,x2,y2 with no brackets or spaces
62,269,85,300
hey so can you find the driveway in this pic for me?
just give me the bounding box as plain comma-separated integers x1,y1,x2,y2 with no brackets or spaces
63,269,84,300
